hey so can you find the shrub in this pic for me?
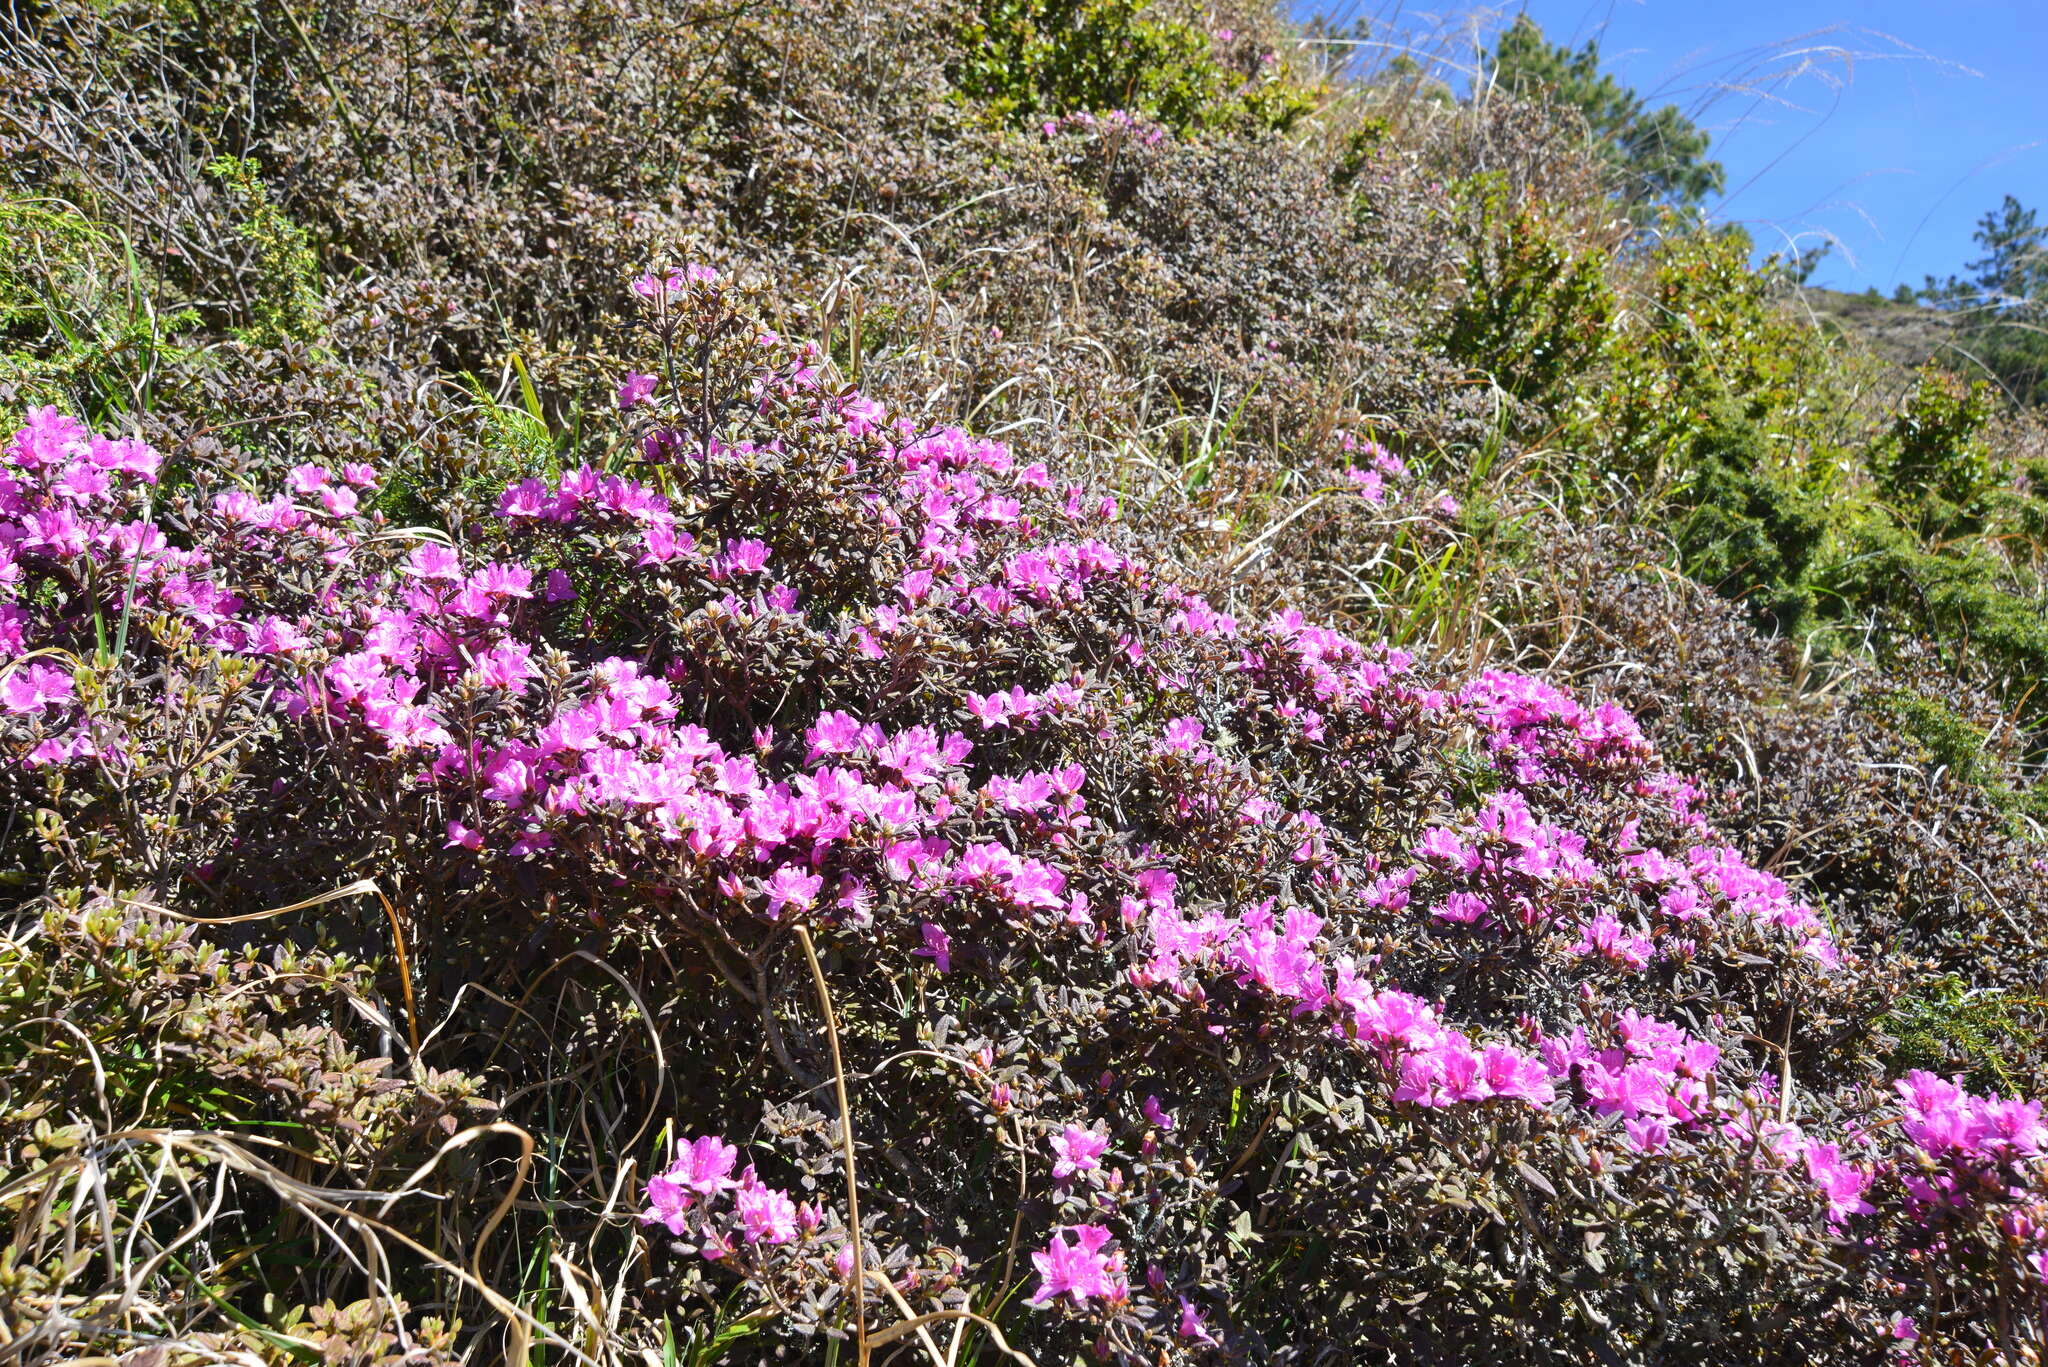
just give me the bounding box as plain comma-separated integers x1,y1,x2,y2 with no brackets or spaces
951,0,1315,134
1669,405,1827,634
7,273,2048,1362
1442,178,1613,408
1825,519,2048,727
1484,524,2048,1093
1558,222,1872,516
203,155,323,345
0,895,488,1362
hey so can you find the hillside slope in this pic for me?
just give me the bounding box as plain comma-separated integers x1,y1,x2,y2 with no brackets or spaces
4,2,2048,1364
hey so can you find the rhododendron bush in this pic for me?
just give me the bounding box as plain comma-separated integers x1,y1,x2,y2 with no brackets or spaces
6,274,2048,1364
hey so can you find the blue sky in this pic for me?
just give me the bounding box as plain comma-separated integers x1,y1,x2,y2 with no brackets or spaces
1297,1,2046,294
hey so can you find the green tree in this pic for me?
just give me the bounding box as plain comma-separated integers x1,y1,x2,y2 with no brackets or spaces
1485,15,1724,209
1921,195,2048,403
1965,195,2048,304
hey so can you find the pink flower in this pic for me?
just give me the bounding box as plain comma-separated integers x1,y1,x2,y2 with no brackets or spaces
20,507,88,557
51,464,110,503
1026,1225,1116,1306
1803,1142,1874,1224
806,709,863,762
716,538,771,577
6,405,87,468
1049,1124,1109,1180
405,542,463,581
1572,913,1653,970
734,1177,798,1245
238,616,305,654
1480,1045,1555,1106
496,478,551,520
639,1172,694,1235
467,641,536,689
1,662,75,714
1393,1039,1488,1107
1345,466,1387,504
1435,892,1488,924
669,1135,740,1197
1416,826,1473,870
1624,1116,1672,1153
762,865,823,918
618,371,658,409
964,690,1014,728
1178,1297,1217,1345
1350,989,1444,1052
472,562,533,600
632,269,686,298
286,463,330,494
912,921,952,973
1976,1096,2047,1155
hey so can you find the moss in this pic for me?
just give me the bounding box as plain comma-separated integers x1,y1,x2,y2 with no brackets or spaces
1825,520,2048,708
1871,689,1994,785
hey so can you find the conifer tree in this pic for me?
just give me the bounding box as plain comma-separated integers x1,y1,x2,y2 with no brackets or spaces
1486,15,1725,209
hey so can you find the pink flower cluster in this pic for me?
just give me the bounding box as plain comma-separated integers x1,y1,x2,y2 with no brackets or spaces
1340,975,1557,1107
641,1134,814,1259
0,375,1903,1290
0,406,361,764
1039,108,1168,147
1337,430,1405,505
1540,1013,1722,1153
1124,859,1557,1112
1887,1071,2048,1277
1456,669,1654,786
1411,786,1838,971
1027,1224,1127,1307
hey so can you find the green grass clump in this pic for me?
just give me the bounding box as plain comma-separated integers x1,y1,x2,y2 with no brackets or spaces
0,194,197,419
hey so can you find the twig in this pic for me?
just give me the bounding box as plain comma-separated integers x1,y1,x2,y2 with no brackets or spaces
794,923,870,1367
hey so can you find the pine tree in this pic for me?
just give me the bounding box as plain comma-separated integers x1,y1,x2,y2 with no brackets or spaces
1965,196,2048,307
1486,15,1724,209
1922,196,2048,404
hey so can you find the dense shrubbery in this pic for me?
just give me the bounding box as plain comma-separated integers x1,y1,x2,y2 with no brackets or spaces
5,1,2048,1364
10,271,2048,1364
